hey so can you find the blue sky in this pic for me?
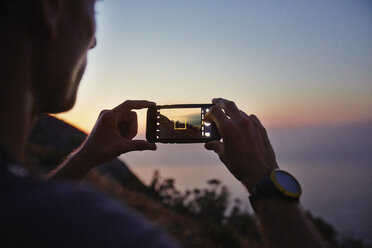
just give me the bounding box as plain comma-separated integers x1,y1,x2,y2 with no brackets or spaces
53,1,372,241
57,0,372,131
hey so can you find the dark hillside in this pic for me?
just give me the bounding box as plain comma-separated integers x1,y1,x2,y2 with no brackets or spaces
23,115,371,248
26,114,145,190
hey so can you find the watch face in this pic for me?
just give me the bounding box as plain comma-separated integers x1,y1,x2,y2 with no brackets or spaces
272,170,302,198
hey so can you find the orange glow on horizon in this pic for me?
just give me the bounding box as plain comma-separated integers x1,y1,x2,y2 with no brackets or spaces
53,109,372,137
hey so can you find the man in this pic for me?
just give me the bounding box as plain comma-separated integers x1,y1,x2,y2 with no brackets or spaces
0,1,326,247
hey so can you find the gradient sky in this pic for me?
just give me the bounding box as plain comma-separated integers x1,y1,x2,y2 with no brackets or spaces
52,1,372,240
56,0,372,133
161,108,202,126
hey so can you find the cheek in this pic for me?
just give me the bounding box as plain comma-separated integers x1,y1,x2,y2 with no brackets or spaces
75,58,87,83
70,54,87,87
70,15,94,76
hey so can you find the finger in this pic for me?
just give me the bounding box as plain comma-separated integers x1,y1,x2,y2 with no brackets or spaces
127,112,138,139
205,140,224,155
120,111,138,139
249,114,265,130
99,109,110,117
123,140,157,152
240,110,249,118
205,106,229,136
114,100,156,113
212,98,242,119
249,114,273,151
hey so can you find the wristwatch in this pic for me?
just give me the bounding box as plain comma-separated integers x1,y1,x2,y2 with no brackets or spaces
249,169,302,213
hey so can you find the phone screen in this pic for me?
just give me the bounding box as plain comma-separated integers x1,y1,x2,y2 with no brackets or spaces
147,104,220,143
157,107,211,140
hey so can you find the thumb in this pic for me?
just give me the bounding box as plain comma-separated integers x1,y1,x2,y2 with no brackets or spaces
123,140,157,152
205,140,224,156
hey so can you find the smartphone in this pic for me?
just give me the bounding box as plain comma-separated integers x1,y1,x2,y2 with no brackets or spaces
146,104,221,143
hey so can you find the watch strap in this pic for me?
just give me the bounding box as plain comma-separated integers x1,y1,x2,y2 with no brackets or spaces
249,170,300,213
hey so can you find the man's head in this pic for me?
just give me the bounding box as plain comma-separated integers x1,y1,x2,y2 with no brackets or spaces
1,0,97,114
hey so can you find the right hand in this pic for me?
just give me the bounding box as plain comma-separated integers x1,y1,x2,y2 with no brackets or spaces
75,100,157,169
205,98,278,192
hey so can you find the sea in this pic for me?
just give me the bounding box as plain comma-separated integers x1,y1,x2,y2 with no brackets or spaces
122,122,372,244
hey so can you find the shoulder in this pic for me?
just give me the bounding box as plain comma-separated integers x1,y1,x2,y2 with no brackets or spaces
0,176,180,248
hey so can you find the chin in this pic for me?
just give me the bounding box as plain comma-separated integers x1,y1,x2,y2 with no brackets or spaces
39,61,85,114
44,100,76,114
42,91,78,114
48,71,83,114
57,97,77,113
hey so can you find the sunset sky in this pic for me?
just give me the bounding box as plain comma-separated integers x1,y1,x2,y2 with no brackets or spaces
53,1,372,240
56,0,372,133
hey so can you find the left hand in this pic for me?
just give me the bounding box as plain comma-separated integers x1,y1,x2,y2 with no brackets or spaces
204,98,278,192
74,100,157,169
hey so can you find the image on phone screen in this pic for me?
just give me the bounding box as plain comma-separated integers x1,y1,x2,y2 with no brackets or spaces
155,107,212,140
146,104,220,143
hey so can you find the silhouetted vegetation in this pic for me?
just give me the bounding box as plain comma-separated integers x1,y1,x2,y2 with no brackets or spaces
339,238,372,248
149,170,261,247
150,172,230,223
25,116,371,248
148,170,371,248
306,211,338,247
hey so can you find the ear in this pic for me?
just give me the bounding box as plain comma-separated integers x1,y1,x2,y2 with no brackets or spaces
36,0,65,39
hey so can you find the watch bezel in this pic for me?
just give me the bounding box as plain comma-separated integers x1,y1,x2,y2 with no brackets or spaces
270,170,301,199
